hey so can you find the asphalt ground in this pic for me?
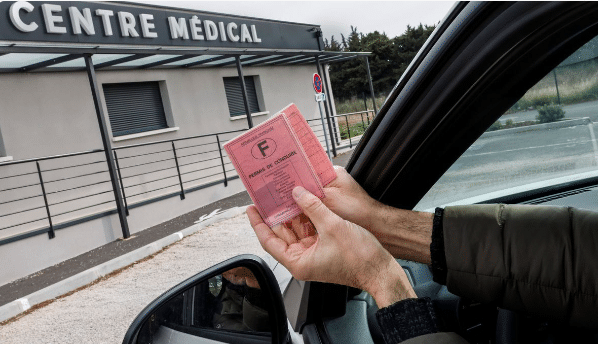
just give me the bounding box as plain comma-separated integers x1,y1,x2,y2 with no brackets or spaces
416,122,598,210
0,150,355,308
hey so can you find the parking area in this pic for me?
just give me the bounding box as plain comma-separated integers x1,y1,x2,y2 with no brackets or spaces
0,213,264,344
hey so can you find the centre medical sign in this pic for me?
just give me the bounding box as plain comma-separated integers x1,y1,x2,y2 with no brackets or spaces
0,1,323,50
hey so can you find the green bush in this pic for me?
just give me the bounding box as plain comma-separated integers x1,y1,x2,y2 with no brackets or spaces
505,119,514,126
531,96,555,108
487,121,503,132
340,123,367,139
536,104,565,123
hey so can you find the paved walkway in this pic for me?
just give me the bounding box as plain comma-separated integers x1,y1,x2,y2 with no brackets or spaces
0,149,355,308
0,213,265,343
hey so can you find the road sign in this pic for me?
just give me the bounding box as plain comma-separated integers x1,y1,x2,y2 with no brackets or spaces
313,75,331,160
313,73,323,93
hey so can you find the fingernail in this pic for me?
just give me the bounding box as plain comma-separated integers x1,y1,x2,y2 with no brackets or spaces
292,186,307,199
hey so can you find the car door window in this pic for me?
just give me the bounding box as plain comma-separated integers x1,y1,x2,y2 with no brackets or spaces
415,35,598,211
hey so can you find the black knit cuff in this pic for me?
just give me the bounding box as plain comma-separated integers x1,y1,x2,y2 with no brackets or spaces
376,297,439,343
430,207,447,285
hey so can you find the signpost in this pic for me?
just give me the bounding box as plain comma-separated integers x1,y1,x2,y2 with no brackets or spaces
313,73,332,161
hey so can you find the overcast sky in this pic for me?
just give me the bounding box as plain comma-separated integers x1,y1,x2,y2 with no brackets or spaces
135,1,456,41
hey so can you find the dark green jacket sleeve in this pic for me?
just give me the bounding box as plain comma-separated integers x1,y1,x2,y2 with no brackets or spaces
442,204,598,329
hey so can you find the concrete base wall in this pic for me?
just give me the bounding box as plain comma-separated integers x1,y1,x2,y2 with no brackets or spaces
0,178,245,286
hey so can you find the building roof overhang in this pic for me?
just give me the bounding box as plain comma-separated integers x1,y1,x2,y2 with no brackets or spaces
0,42,369,73
0,1,369,73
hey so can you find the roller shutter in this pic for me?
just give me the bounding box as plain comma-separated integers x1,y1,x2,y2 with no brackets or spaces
223,76,261,117
103,82,168,137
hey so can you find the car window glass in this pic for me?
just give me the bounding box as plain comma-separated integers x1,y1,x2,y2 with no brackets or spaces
415,35,598,211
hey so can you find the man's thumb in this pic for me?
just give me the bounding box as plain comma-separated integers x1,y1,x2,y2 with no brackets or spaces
292,186,335,230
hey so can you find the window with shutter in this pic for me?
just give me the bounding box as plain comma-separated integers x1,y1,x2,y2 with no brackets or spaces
103,82,169,137
223,76,261,117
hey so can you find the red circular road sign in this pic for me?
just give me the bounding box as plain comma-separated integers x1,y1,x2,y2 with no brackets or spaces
313,73,323,93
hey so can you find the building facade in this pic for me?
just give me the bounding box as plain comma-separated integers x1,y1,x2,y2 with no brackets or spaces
0,1,366,285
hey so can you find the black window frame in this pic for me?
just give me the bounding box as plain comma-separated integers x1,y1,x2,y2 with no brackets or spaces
223,76,262,118
103,81,170,137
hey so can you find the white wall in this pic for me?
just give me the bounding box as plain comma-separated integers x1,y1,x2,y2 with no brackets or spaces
0,65,324,159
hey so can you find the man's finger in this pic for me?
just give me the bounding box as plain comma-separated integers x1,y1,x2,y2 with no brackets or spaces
247,206,289,260
247,205,267,228
290,214,316,240
272,224,299,245
248,205,297,244
292,186,338,232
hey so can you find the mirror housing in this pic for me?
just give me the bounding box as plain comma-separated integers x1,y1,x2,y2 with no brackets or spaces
122,254,289,344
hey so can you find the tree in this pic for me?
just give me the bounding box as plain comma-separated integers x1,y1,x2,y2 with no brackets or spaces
325,24,436,99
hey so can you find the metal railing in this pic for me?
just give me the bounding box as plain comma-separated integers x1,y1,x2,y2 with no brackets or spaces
307,110,375,148
0,130,244,246
0,110,376,246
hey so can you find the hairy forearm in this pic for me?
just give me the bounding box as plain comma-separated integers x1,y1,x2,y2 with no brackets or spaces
367,204,434,265
367,258,418,308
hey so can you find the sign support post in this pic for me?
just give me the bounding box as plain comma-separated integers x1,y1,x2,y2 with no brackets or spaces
316,94,332,161
315,56,337,157
318,60,339,146
84,54,130,239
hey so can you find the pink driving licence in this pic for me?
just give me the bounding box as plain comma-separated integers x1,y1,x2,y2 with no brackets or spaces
224,114,324,227
278,104,337,186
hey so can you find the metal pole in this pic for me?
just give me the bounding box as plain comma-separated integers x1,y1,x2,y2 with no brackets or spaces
113,150,129,216
216,135,228,187
317,98,333,161
171,142,185,200
345,116,352,149
84,54,130,239
235,56,254,129
553,69,561,105
362,92,368,111
36,161,54,239
364,56,378,115
315,56,337,157
360,113,366,130
321,63,340,146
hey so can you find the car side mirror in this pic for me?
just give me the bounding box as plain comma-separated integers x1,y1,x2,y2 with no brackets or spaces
122,254,289,344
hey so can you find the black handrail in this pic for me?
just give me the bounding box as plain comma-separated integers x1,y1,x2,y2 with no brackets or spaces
112,128,246,151
0,149,104,167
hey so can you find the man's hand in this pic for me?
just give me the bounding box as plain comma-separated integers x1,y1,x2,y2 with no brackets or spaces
322,166,383,231
247,186,416,308
323,166,434,264
222,267,260,289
